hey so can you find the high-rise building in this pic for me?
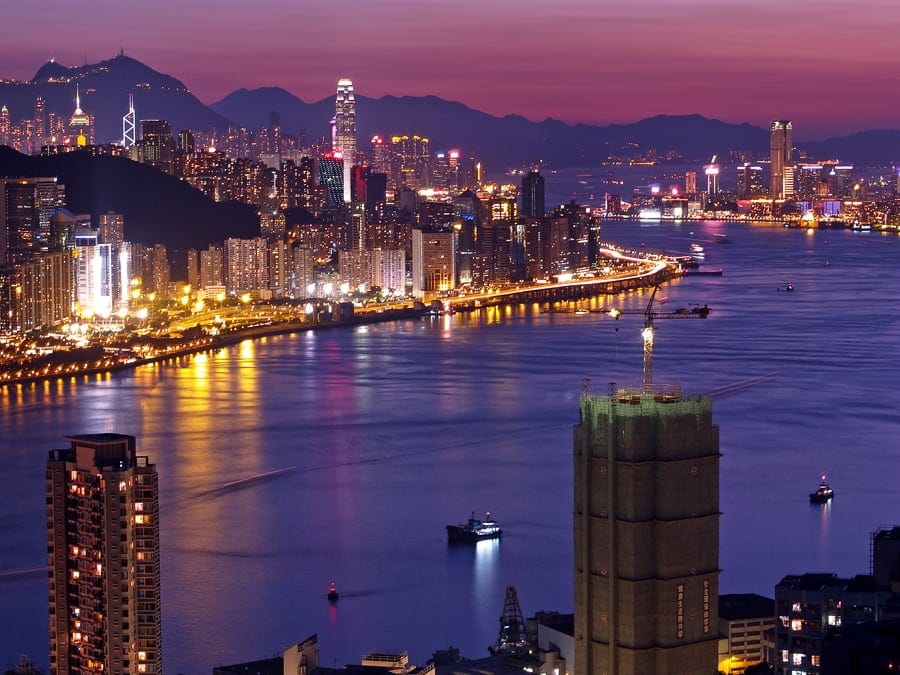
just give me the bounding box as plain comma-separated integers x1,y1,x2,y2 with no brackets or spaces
574,389,720,675
122,93,136,148
770,120,793,199
46,433,162,674
736,163,765,199
139,120,176,174
0,104,10,146
225,237,269,294
319,152,345,206
521,170,546,219
411,227,456,297
334,78,357,203
68,86,93,147
0,177,66,265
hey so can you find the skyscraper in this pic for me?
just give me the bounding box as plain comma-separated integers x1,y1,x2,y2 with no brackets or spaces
770,120,793,199
68,85,93,147
334,78,356,203
574,388,720,675
47,434,161,674
521,169,546,219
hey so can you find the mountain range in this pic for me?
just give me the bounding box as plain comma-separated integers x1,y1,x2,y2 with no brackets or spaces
2,55,899,168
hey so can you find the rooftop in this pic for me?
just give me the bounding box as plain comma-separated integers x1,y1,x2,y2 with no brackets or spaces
719,593,775,621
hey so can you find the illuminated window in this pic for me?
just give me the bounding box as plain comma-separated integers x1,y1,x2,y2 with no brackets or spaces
779,615,790,627
792,652,806,665
781,650,789,663
138,651,146,660
792,602,802,613
791,619,803,631
135,502,144,512
811,655,821,666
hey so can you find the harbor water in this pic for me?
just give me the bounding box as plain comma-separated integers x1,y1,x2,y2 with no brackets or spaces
1,220,899,673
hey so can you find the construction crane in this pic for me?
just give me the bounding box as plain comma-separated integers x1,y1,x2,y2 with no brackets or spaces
608,286,710,390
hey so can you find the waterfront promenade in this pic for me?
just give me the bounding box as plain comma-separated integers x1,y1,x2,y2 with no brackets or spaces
0,249,676,388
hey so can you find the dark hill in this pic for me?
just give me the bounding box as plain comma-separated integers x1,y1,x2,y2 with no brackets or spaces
0,146,259,252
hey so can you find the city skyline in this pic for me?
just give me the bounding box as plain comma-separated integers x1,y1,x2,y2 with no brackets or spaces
2,0,899,138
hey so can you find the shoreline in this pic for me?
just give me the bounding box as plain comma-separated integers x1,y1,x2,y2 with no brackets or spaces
1,264,678,390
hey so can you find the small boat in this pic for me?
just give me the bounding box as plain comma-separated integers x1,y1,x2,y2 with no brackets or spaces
713,233,730,243
690,243,705,254
574,309,590,316
447,512,502,542
785,282,794,292
809,474,834,504
328,580,339,602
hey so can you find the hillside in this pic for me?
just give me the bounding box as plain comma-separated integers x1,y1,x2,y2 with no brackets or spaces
0,146,259,252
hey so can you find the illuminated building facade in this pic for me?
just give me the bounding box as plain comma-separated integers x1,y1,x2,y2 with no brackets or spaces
319,152,344,206
199,244,225,290
335,78,356,203
411,227,456,297
0,177,66,265
370,248,405,293
717,594,775,675
736,163,765,199
7,251,74,332
68,86,93,147
575,390,720,675
704,158,720,195
73,237,114,320
391,135,431,190
47,433,162,675
770,121,793,199
774,573,890,675
225,237,269,294
138,120,176,174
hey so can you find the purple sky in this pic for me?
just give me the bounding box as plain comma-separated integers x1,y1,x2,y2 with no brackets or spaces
3,0,899,138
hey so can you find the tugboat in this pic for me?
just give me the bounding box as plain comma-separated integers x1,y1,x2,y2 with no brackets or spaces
809,474,834,504
327,580,339,602
447,512,502,542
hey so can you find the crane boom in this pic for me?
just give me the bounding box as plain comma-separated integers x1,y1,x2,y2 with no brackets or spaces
607,286,710,389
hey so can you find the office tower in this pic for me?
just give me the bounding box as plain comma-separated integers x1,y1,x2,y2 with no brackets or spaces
73,237,114,319
0,177,66,265
411,227,456,297
319,152,344,206
47,433,161,674
139,120,176,174
574,389,720,675
770,121,793,199
521,170,546,218
122,93,136,147
736,163,765,199
0,104,10,146
35,96,46,145
370,135,390,175
334,78,356,203
177,129,195,154
390,134,431,190
69,86,93,146
291,244,315,294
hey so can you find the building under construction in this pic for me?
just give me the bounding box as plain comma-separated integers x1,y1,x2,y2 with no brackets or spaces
574,387,720,674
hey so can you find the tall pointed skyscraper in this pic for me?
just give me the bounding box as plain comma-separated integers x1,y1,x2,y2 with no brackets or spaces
334,78,357,204
574,387,720,674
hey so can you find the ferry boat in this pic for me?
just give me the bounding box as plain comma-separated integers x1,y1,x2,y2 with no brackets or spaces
809,475,834,504
447,512,502,542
